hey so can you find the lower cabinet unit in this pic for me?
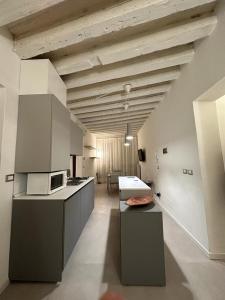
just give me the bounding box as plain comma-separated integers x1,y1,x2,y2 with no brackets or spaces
64,191,81,267
120,201,166,286
9,179,95,282
81,182,94,229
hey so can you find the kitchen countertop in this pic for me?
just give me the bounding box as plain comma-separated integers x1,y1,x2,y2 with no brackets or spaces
14,177,94,201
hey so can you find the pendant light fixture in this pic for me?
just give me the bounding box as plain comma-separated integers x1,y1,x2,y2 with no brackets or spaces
124,134,130,146
126,123,133,140
123,84,133,146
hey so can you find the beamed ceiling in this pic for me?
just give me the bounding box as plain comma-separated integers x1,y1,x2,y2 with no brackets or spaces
0,0,218,136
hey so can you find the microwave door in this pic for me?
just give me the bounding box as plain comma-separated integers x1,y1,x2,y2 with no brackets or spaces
51,174,63,191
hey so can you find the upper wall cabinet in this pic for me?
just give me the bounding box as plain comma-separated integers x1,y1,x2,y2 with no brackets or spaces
15,94,70,173
70,121,83,156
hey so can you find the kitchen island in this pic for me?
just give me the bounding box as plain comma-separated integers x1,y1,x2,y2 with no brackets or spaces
119,176,166,286
9,177,95,282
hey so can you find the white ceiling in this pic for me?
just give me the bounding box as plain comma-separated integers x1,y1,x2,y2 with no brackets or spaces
0,0,218,136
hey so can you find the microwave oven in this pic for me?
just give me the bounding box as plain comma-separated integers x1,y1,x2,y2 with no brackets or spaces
27,171,67,195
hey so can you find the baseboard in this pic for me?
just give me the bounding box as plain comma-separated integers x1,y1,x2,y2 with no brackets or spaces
0,279,9,295
156,200,209,257
208,252,225,260
157,201,225,260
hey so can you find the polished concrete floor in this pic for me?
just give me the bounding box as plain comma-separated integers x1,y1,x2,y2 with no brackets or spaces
1,184,225,300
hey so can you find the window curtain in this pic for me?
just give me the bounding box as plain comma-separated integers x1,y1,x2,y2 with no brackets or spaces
96,136,138,182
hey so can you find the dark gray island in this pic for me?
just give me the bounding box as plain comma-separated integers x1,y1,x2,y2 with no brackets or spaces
119,176,166,286
9,178,94,282
120,201,166,286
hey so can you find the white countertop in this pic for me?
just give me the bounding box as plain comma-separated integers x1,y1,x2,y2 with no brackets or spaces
14,177,94,201
119,176,151,200
119,176,151,190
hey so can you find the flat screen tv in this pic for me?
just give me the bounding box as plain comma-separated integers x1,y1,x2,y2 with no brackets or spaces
138,149,146,162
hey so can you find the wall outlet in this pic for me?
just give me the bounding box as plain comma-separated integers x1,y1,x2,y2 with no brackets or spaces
188,170,193,175
5,174,14,182
183,169,188,174
163,147,168,154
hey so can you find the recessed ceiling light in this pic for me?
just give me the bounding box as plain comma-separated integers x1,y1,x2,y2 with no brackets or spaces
124,84,132,94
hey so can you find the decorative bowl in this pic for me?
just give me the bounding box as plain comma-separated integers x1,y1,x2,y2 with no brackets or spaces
126,195,154,206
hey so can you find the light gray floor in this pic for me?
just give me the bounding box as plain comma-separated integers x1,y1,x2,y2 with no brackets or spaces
1,184,225,300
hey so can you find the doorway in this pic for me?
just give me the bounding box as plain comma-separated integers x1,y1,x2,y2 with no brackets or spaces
193,77,225,259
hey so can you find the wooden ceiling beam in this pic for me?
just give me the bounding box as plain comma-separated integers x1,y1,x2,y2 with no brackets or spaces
69,94,163,113
90,129,139,134
87,121,144,130
65,45,194,89
71,95,163,114
67,67,179,98
67,83,170,107
55,15,217,75
0,0,66,27
80,109,153,122
75,106,156,119
83,114,149,125
14,0,215,58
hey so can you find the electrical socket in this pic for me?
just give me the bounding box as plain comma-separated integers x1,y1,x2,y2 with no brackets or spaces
188,170,193,175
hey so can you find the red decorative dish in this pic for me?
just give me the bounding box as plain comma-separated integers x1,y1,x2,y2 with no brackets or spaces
126,195,154,206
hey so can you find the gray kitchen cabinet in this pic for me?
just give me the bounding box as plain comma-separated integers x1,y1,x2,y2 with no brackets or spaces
88,179,95,214
70,120,83,155
81,185,89,229
9,180,94,282
9,200,64,282
81,181,95,229
120,201,166,286
15,94,70,173
64,190,81,267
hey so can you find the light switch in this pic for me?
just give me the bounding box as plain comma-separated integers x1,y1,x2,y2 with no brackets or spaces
5,174,14,182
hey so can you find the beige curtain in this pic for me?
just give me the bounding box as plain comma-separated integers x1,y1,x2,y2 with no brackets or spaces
96,136,138,182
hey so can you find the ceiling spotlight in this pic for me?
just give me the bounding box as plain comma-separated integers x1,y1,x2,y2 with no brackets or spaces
124,134,130,146
124,102,129,111
124,84,132,94
126,136,133,140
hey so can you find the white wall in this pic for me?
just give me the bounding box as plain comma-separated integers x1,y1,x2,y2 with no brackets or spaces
138,0,225,253
19,59,67,106
216,96,225,169
76,156,83,177
0,29,20,292
0,87,6,166
82,131,97,178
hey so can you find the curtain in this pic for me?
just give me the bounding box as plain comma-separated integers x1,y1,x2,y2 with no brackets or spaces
96,136,138,182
